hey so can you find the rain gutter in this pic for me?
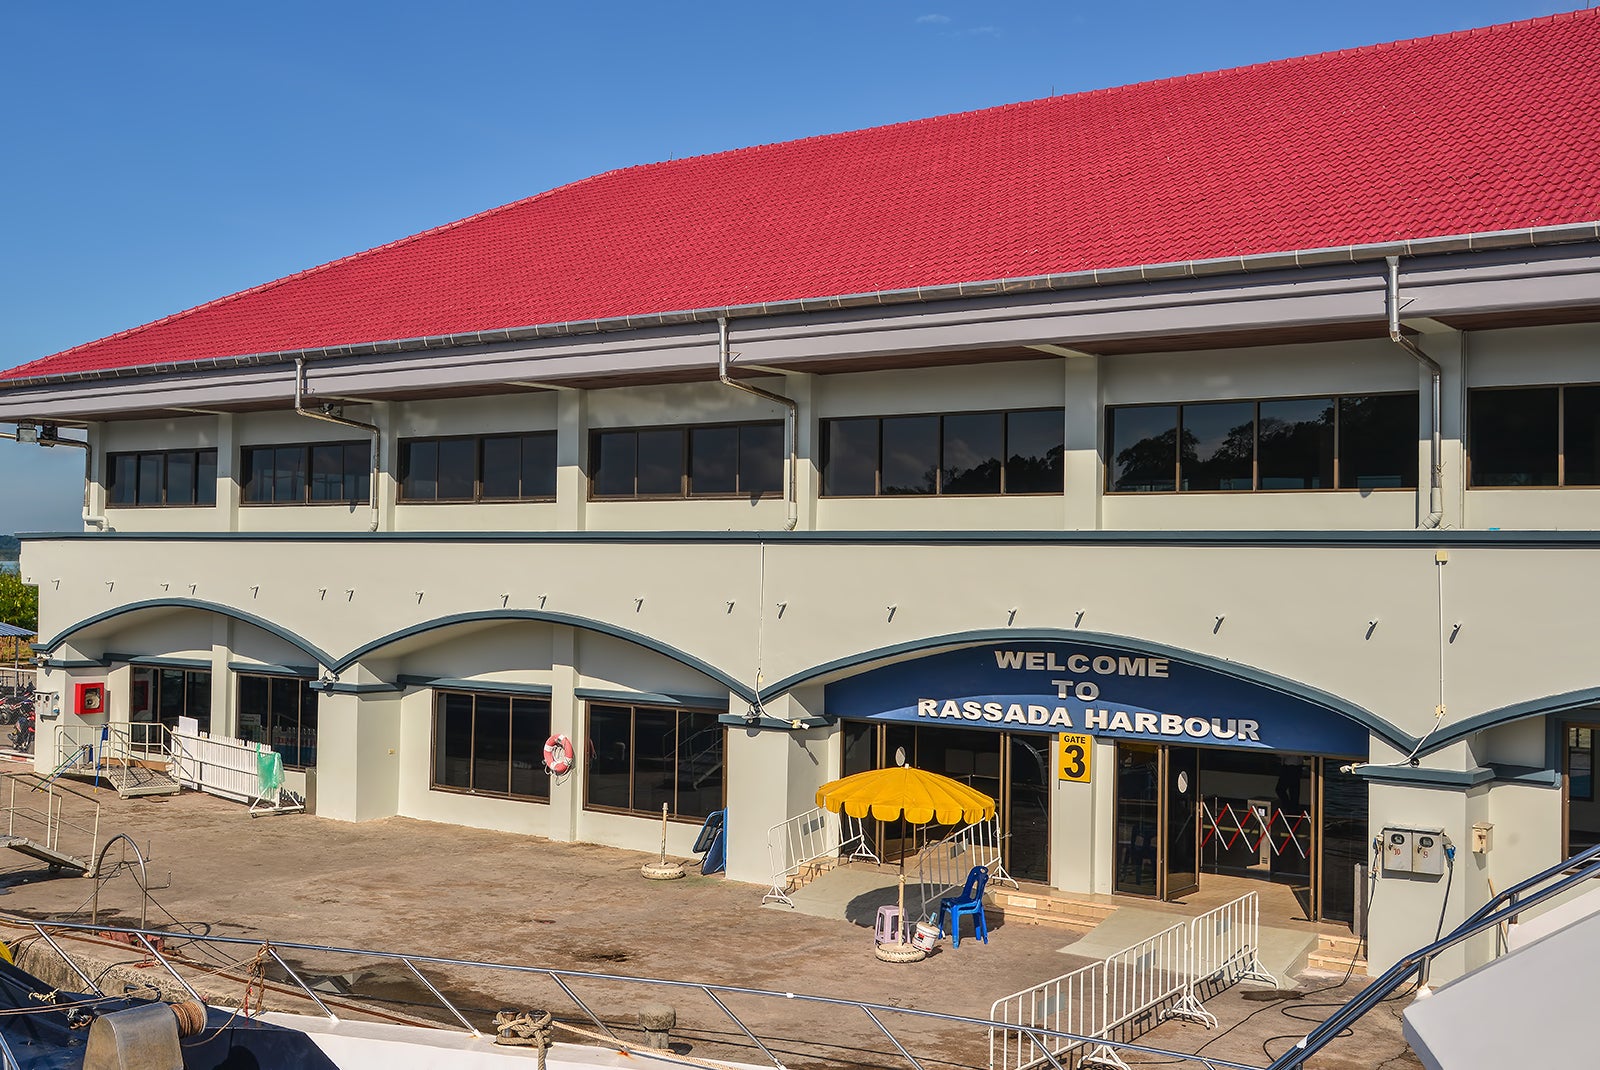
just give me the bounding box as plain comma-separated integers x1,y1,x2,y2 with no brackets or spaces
1,220,1596,392
1386,256,1444,529
294,357,380,532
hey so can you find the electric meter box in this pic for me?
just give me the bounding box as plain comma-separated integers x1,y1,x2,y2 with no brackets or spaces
1381,827,1447,876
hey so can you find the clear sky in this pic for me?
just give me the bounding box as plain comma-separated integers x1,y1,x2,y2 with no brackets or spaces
0,0,1576,533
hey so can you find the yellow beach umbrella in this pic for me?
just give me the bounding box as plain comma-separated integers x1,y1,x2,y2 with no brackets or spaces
815,767,996,954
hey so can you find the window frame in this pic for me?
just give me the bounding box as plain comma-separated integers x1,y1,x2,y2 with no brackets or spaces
106,448,219,509
588,421,786,501
1104,391,1419,494
1466,383,1600,489
241,440,371,506
235,672,319,771
398,431,558,504
817,406,1065,499
427,687,553,802
581,701,726,822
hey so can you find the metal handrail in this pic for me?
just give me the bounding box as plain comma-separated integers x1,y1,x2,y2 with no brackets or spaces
0,913,1258,1070
1265,842,1600,1070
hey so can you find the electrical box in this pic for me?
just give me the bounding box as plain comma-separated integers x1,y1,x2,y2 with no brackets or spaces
1412,831,1446,875
1383,829,1414,873
1248,798,1274,867
1472,822,1493,854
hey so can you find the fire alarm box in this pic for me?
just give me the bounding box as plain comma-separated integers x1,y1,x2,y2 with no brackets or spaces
74,682,106,716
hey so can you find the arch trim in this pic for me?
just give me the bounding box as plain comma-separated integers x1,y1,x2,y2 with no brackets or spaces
40,598,336,669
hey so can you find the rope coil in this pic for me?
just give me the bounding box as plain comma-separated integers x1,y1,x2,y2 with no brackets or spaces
493,1008,553,1069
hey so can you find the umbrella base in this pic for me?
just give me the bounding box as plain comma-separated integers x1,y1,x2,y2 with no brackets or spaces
874,941,927,963
641,861,685,880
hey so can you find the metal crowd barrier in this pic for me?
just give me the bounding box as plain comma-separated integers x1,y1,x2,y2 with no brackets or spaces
763,805,879,906
990,892,1272,1070
915,815,1019,918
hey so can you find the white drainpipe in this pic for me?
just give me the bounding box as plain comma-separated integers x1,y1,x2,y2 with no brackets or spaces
294,357,381,532
717,317,799,531
1386,256,1444,529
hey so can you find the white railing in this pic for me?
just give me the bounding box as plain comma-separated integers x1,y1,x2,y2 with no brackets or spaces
0,771,101,870
171,729,300,813
915,816,1019,918
990,892,1272,1070
764,806,879,906
1168,890,1278,1027
51,721,173,781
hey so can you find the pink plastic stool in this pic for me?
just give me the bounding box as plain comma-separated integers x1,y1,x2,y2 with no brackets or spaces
874,905,902,945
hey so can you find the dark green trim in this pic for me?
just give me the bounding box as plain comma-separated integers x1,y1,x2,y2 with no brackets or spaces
309,680,404,695
338,611,754,702
39,598,335,669
230,661,318,679
758,627,1414,754
40,657,110,669
104,652,212,671
575,687,726,709
403,676,554,698
1357,764,1495,788
1421,688,1600,756
1487,764,1562,788
23,529,1600,549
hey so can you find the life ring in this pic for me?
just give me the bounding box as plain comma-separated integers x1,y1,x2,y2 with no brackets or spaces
543,735,575,775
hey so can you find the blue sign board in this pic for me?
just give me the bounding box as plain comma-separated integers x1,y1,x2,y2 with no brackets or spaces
824,643,1368,757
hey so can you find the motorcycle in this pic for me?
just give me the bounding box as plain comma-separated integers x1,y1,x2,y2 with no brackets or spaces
9,709,34,753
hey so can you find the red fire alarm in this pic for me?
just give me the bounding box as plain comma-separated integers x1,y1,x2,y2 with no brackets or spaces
74,682,106,716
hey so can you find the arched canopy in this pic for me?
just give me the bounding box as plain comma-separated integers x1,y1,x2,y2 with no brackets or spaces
39,598,335,669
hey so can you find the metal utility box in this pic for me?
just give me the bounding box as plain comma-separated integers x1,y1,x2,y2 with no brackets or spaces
1248,797,1274,867
1383,829,1414,873
1412,831,1446,875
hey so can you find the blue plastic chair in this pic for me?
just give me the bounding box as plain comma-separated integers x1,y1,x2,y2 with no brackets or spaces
937,865,991,947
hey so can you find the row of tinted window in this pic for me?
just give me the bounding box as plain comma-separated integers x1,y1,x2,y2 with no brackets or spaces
401,433,556,502
1107,394,1418,492
108,450,218,507
432,689,554,800
1468,386,1600,487
587,703,725,820
592,422,783,499
243,442,371,504
821,409,1064,496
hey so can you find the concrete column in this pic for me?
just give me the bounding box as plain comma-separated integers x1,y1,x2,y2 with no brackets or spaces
312,661,400,822
556,390,588,531
83,423,107,530
209,616,235,737
1366,779,1476,982
786,372,818,530
722,689,835,888
1062,354,1102,530
372,401,398,532
547,626,580,842
215,414,240,531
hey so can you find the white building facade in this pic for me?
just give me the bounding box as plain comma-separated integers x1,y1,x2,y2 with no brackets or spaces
4,11,1599,982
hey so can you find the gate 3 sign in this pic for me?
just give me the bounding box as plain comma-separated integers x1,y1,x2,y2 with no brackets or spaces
823,643,1368,756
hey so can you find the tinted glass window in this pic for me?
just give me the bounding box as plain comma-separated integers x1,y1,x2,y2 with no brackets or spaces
1470,388,1558,487
472,694,512,795
636,429,683,495
510,697,551,798
676,710,723,820
690,425,738,495
522,434,557,498
739,423,783,495
166,451,195,505
593,432,636,497
1006,410,1064,493
881,416,938,495
437,438,476,500
309,444,346,502
1339,394,1418,489
1181,401,1254,491
110,454,138,505
480,436,522,499
587,705,633,809
1258,398,1334,489
137,454,163,505
823,418,878,496
1565,386,1600,487
196,450,217,505
1108,405,1178,492
401,440,439,500
434,692,474,790
273,446,306,503
942,412,1002,494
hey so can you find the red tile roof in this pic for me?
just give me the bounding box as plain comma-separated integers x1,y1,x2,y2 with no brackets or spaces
7,10,1600,383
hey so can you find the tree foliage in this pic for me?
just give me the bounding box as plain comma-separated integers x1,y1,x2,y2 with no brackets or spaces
0,571,38,632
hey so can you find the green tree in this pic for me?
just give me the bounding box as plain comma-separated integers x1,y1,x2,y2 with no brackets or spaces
0,571,38,632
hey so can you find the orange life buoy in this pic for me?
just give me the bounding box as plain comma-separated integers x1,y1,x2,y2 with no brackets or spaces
544,734,574,775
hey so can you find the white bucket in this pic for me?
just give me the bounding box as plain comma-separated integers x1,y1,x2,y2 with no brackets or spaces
911,921,940,951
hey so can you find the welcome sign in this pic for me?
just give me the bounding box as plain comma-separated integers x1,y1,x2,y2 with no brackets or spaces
823,642,1369,756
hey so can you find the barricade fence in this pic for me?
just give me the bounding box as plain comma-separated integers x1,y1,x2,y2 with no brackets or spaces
764,805,879,906
990,891,1276,1070
916,815,1019,918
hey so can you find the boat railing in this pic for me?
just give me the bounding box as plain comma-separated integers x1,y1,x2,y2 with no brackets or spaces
0,772,100,871
0,912,1262,1070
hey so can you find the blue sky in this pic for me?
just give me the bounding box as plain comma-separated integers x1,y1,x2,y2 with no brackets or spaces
0,0,1573,533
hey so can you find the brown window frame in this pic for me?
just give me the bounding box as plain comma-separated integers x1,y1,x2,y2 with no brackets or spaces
240,440,372,506
428,687,554,802
398,431,557,504
1466,383,1600,489
581,701,726,822
588,421,785,501
817,406,1065,498
106,448,219,508
236,673,319,771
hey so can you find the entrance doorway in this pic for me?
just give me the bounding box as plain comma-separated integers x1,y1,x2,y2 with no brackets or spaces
1114,742,1367,923
841,721,1050,883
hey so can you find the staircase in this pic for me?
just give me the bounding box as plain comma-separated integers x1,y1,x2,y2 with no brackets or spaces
52,725,181,799
98,760,182,799
1304,931,1368,976
989,886,1120,931
0,771,99,876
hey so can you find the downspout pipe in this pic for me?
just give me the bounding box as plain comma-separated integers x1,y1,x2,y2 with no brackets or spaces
3,426,104,530
294,357,381,532
717,317,799,531
1386,256,1444,529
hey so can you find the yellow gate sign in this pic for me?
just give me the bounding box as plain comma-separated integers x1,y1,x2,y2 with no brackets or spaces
1058,733,1092,783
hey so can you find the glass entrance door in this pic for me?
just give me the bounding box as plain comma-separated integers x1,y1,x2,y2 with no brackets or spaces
1165,746,1200,898
1115,743,1161,896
